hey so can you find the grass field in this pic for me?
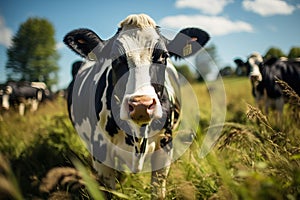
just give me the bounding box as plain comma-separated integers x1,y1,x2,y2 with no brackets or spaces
0,77,299,200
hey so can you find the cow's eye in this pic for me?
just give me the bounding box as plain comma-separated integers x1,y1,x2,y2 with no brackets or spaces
112,55,127,68
111,55,128,83
153,51,169,65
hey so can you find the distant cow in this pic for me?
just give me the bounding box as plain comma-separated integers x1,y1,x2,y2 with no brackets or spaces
234,58,251,76
247,53,300,116
2,81,48,115
0,84,6,114
64,14,209,198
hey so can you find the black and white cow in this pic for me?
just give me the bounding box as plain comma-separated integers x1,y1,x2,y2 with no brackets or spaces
2,81,47,115
64,14,209,199
0,84,5,114
247,52,300,116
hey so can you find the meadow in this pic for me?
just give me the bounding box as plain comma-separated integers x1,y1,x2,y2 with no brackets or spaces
0,77,299,200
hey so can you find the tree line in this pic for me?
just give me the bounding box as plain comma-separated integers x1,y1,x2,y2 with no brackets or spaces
264,46,300,60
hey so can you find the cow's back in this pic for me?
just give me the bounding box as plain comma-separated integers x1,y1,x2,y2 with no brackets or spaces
280,60,300,96
262,59,300,98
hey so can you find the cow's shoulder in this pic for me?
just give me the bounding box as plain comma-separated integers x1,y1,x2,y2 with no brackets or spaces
263,57,278,67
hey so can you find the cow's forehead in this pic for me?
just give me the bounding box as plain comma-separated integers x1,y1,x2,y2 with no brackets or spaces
114,28,162,56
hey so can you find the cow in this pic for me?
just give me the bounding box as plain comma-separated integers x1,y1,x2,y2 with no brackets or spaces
64,14,209,199
2,81,47,116
247,52,300,117
0,84,6,116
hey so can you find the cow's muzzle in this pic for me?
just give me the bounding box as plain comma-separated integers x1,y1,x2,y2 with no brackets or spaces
250,75,261,82
128,96,157,125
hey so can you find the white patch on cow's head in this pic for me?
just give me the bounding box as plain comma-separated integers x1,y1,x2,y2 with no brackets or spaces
2,86,13,110
113,22,164,127
119,13,156,30
249,52,263,82
5,86,13,95
109,15,168,171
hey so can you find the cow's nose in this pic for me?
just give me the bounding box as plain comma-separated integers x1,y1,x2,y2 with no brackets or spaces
251,75,260,82
128,96,156,124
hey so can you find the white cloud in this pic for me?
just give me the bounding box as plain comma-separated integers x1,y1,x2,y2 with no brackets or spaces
0,16,12,47
242,0,296,16
159,15,254,36
175,0,233,15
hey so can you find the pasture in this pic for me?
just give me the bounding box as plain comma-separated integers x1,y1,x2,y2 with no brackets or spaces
0,77,299,199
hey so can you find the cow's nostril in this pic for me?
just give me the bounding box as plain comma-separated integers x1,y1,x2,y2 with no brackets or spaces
251,75,259,81
129,104,134,112
148,99,156,110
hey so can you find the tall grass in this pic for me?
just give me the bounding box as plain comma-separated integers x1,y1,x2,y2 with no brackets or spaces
0,77,299,199
189,77,300,199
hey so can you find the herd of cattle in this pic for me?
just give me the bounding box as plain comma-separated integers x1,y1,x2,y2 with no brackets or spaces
0,81,55,116
1,13,299,199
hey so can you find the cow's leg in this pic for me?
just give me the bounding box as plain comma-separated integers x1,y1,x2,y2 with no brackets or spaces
265,97,271,116
151,166,170,200
93,160,116,198
19,102,25,116
275,97,284,122
31,99,39,112
151,148,172,199
2,94,10,110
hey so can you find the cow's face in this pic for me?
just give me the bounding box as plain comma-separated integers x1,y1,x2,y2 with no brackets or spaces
248,53,263,84
111,27,168,129
64,17,208,121
247,53,265,100
64,14,209,161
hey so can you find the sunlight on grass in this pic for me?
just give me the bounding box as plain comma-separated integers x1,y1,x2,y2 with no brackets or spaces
1,78,300,199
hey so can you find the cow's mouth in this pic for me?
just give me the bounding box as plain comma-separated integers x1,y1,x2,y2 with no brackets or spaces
251,75,259,81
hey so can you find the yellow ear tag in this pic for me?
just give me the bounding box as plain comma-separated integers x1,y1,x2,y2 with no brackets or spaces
88,52,97,61
183,43,192,57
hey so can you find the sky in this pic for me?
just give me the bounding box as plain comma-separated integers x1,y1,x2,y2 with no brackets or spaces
0,0,299,89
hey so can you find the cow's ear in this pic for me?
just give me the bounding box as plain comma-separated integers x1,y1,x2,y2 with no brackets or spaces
167,28,210,59
234,58,246,66
63,28,104,59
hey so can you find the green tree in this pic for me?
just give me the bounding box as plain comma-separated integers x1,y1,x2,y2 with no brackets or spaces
219,66,234,77
6,17,59,89
264,47,286,60
287,46,300,58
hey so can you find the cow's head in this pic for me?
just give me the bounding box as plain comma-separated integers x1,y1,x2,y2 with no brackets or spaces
248,52,264,83
64,14,209,135
247,52,267,100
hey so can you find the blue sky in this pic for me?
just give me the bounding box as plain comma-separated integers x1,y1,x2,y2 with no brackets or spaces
0,0,299,89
